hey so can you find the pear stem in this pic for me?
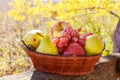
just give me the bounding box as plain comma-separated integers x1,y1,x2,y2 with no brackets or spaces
36,32,44,37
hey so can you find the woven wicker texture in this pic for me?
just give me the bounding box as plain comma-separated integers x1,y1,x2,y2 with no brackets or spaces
24,47,101,76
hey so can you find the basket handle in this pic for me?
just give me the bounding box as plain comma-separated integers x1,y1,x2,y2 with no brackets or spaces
51,21,72,37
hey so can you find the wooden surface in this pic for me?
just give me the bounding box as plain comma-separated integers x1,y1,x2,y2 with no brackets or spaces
0,53,120,80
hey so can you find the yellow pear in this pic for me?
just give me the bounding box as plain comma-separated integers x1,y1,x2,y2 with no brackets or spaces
84,35,104,55
36,35,59,55
23,30,44,50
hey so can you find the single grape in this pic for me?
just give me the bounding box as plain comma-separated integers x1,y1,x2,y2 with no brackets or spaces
79,33,93,41
52,38,59,44
57,42,64,48
79,39,85,46
68,27,73,32
86,33,93,36
58,47,64,54
76,33,80,38
71,30,77,37
72,36,78,42
64,43,68,47
61,31,67,37
77,27,81,32
53,36,60,39
66,34,71,40
60,37,67,44
79,35,86,41
65,29,71,35
64,37,69,42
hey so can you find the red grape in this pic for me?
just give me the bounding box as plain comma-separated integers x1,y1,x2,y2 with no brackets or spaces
79,35,86,41
65,29,71,35
86,33,93,36
71,30,77,37
76,33,80,38
64,43,68,47
77,27,81,32
64,37,69,42
58,47,64,54
60,37,67,44
72,36,78,42
69,28,73,32
53,36,60,39
52,37,59,44
57,42,64,48
79,39,85,46
66,35,71,40
79,33,93,41
61,31,67,36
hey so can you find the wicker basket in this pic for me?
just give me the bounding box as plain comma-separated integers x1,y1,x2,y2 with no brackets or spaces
22,21,101,76
23,45,101,76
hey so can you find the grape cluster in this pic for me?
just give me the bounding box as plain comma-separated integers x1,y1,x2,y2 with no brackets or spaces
52,27,84,53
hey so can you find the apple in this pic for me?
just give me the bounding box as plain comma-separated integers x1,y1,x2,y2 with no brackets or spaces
84,35,104,55
23,30,44,50
63,42,85,56
51,21,71,37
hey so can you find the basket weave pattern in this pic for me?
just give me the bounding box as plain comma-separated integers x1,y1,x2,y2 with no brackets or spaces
24,47,101,76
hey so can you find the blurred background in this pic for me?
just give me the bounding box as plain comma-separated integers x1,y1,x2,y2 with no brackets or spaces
0,0,120,77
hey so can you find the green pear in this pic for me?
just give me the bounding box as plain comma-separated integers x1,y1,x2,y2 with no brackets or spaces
23,30,44,50
84,35,104,56
36,35,59,55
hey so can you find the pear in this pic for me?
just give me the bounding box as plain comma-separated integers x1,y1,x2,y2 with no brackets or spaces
36,35,59,55
23,30,44,50
84,35,104,55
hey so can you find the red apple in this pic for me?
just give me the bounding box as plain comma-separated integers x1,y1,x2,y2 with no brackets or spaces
51,21,71,37
63,42,85,56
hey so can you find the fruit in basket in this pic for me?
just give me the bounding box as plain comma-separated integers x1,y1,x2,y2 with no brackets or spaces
79,33,93,41
52,37,59,44
51,21,105,56
51,21,71,37
36,35,59,55
52,26,84,55
78,39,85,47
23,30,44,50
84,35,104,55
78,33,93,47
63,42,85,56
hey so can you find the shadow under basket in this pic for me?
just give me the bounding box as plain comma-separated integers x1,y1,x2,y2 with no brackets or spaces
23,46,101,76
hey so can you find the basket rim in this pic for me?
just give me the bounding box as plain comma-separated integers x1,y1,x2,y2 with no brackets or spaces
21,40,101,57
